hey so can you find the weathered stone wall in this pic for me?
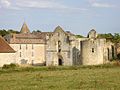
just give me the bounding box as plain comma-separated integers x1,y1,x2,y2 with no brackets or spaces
10,44,46,65
106,42,117,60
0,53,15,67
46,26,73,66
81,39,107,65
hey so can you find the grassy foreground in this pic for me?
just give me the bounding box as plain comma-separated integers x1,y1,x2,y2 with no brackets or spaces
0,65,120,90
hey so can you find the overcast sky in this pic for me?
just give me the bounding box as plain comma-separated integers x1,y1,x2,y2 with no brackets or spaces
0,0,120,36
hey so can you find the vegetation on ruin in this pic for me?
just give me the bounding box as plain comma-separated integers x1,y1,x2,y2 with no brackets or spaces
76,34,84,38
0,63,120,90
98,33,120,43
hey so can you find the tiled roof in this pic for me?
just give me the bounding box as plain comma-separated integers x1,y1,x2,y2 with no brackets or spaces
9,33,46,44
0,36,15,53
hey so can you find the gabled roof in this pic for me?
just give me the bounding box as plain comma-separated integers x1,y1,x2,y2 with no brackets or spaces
54,26,64,33
20,22,30,34
0,36,15,53
54,26,75,36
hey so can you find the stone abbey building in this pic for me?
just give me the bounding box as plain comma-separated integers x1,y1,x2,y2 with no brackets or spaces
0,22,116,66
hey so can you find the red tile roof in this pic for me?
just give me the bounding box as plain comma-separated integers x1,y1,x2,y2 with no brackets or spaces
0,36,15,53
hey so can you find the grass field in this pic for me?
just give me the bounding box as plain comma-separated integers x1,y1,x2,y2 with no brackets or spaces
0,65,120,90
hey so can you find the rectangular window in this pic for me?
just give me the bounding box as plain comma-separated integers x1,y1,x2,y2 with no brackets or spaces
32,44,34,49
20,44,21,49
20,52,21,57
26,44,28,50
92,48,94,53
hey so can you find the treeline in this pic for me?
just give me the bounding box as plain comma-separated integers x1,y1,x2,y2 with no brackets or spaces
0,29,120,43
0,29,20,36
76,33,120,43
0,29,42,37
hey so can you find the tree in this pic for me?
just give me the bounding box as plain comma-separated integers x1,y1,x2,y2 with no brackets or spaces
76,35,84,38
98,33,120,43
32,30,41,33
0,29,20,37
113,33,120,43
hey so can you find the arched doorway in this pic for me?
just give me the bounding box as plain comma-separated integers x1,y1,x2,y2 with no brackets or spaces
58,59,62,65
58,55,63,66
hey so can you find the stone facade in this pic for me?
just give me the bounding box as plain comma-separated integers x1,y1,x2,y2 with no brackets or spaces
10,44,46,65
1,23,117,67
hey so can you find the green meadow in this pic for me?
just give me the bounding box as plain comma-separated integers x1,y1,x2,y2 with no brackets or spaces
0,64,120,90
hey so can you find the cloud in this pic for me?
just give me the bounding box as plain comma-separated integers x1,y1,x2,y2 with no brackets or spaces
0,0,87,13
0,0,21,10
92,2,115,8
15,0,66,9
88,0,115,8
0,0,11,8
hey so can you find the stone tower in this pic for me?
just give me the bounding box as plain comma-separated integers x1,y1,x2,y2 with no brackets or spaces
81,29,108,65
20,22,30,34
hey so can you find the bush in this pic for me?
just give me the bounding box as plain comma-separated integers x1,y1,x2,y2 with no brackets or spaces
2,63,17,69
117,53,120,60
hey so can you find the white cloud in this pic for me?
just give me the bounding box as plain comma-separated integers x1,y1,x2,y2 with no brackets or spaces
88,0,115,8
0,0,87,13
15,0,66,9
92,2,115,8
0,0,11,8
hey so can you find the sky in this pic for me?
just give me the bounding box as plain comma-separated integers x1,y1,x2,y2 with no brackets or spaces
0,0,120,36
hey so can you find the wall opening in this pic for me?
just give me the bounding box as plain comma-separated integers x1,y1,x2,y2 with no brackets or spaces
107,48,110,60
111,45,114,59
58,59,62,65
92,48,94,53
58,49,61,53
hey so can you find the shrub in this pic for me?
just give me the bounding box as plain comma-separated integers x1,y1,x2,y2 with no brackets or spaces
47,66,57,71
2,63,17,69
117,53,120,60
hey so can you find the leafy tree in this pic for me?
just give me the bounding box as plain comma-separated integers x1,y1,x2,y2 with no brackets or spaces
113,33,120,43
8,29,20,34
0,29,20,37
97,33,113,39
76,35,84,38
98,33,120,43
32,30,41,33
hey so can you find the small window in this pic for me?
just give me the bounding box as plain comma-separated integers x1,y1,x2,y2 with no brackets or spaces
20,45,21,49
20,52,21,57
26,44,28,50
92,48,94,53
58,49,61,53
32,44,34,49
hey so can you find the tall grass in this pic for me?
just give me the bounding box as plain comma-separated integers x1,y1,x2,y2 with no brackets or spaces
0,64,120,90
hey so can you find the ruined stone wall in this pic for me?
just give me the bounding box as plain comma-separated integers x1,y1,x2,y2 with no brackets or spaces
71,38,88,65
81,39,107,65
106,42,117,60
46,27,73,66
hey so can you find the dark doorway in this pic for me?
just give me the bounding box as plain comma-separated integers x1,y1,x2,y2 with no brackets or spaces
107,48,110,60
111,45,114,59
58,59,62,65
